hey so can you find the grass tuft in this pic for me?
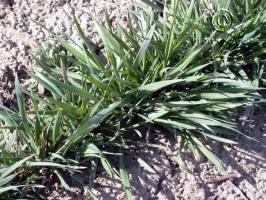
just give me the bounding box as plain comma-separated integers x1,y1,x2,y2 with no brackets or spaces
0,0,265,198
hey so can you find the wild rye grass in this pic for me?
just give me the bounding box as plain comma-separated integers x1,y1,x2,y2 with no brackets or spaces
0,0,265,199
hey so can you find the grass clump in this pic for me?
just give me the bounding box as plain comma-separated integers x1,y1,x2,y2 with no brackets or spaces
0,0,265,198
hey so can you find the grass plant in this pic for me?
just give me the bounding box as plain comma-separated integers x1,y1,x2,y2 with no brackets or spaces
0,0,265,199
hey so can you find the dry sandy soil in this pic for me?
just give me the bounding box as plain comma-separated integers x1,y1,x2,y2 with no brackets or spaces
0,0,266,199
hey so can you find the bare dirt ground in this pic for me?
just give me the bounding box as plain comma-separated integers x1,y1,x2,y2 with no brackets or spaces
93,112,266,200
46,111,266,200
0,1,266,199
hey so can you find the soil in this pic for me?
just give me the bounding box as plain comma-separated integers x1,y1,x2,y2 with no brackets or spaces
0,1,266,200
43,111,266,200
103,112,266,200
0,0,132,107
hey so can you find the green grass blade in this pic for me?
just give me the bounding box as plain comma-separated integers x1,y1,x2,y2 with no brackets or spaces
0,174,17,187
137,79,183,92
15,76,39,154
15,75,30,134
192,136,225,172
119,156,133,200
58,100,126,154
137,157,156,173
0,155,33,179
134,25,155,67
54,169,71,190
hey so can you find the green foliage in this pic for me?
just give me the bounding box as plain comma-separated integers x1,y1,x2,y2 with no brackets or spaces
0,0,265,198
